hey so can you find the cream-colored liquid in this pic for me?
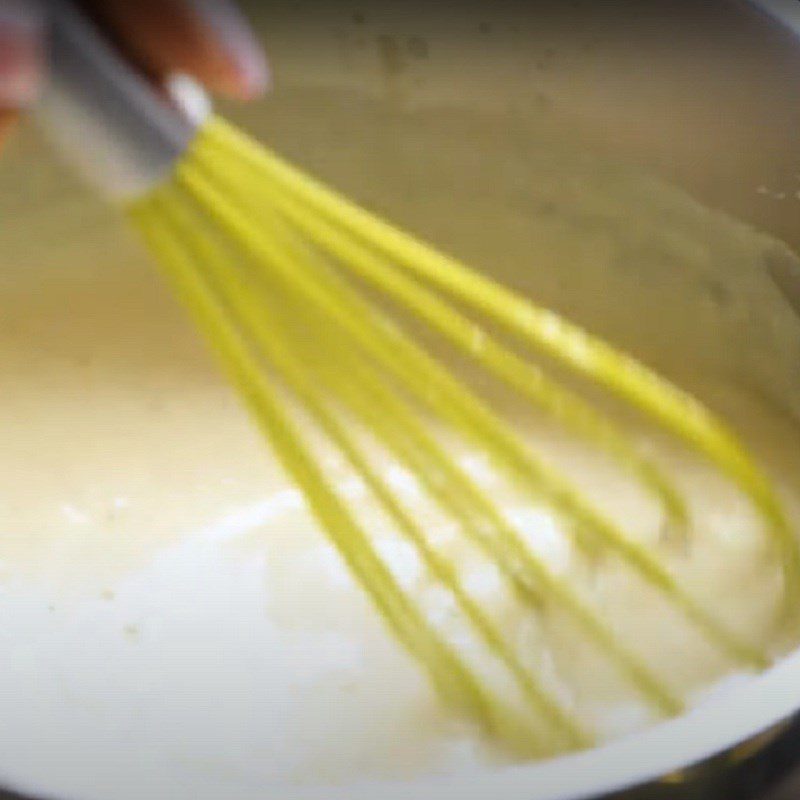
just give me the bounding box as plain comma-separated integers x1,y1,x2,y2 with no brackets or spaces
0,281,797,800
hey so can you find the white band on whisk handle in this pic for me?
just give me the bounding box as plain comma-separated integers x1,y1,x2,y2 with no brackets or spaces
35,0,211,202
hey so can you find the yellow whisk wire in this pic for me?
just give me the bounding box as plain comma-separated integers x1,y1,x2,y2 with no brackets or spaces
199,144,692,539
199,118,800,608
130,197,556,754
163,178,682,719
169,155,768,671
156,186,594,751
124,113,796,757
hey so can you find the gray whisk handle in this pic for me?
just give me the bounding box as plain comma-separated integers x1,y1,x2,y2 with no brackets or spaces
35,0,210,201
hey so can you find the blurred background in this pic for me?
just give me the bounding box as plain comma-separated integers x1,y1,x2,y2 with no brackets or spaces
4,0,800,435
5,0,800,252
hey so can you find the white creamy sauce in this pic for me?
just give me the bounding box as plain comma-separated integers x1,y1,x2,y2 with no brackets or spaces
0,361,790,797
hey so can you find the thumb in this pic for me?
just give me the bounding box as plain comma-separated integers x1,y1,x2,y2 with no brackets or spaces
0,0,44,149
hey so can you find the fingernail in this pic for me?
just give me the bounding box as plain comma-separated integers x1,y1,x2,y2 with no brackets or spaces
0,0,44,108
186,0,271,99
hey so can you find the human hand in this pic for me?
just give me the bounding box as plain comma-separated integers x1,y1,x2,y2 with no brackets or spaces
0,0,270,148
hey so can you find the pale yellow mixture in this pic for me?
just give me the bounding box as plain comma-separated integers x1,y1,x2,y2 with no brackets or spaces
5,0,800,783
2,101,800,798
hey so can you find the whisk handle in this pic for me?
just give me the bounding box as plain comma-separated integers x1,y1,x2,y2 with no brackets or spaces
35,0,210,202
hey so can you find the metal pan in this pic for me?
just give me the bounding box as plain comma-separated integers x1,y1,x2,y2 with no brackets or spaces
3,1,800,797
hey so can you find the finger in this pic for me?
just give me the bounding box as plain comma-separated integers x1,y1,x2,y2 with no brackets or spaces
87,0,270,101
0,0,45,111
0,109,19,151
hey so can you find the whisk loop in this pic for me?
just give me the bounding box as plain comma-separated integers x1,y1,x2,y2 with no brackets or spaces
128,116,798,755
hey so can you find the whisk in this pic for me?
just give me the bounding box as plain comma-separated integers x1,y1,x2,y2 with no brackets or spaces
35,1,800,756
